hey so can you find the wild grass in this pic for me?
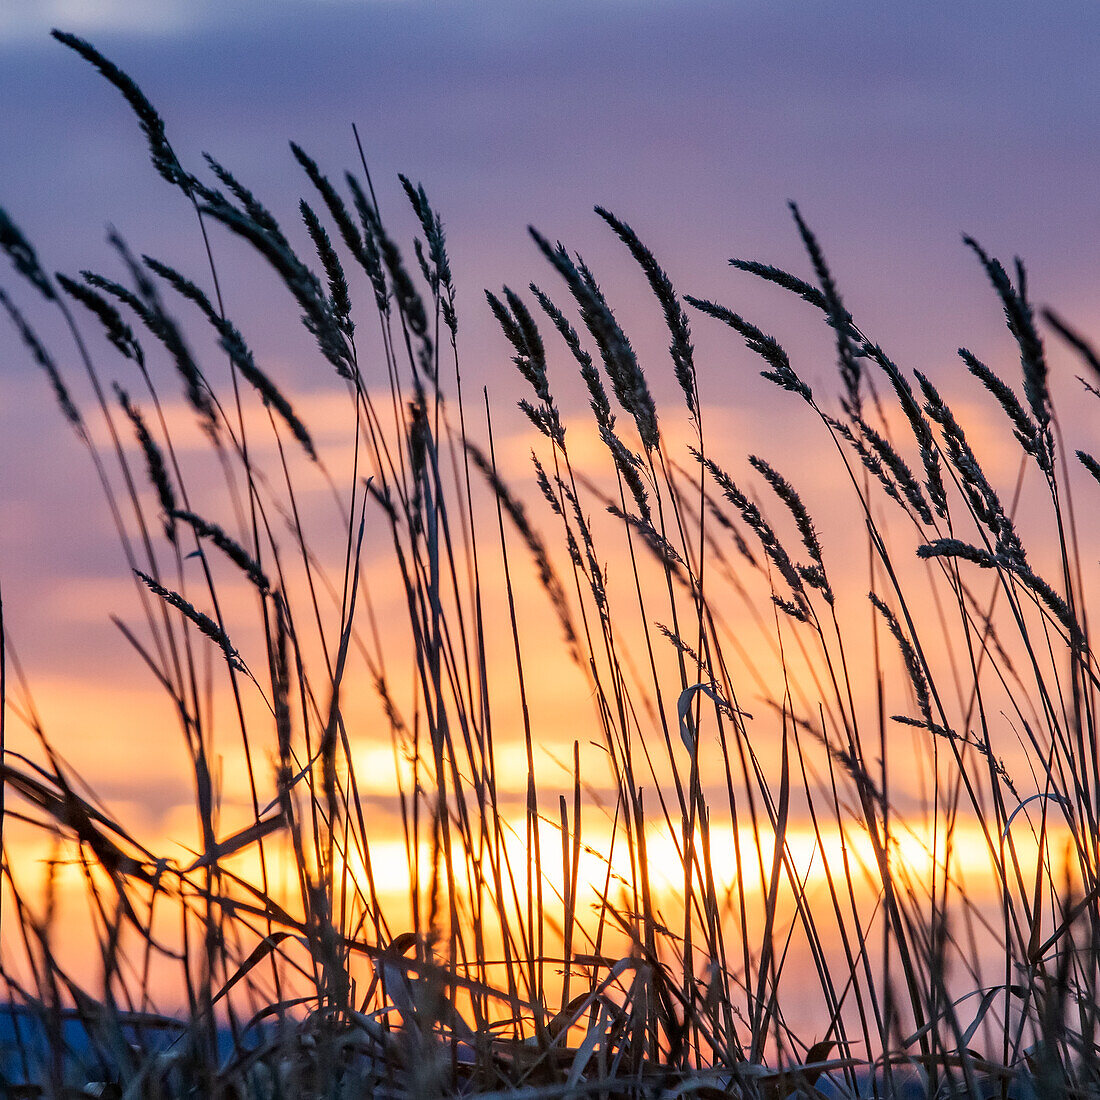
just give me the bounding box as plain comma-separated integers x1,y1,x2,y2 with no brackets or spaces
1,29,1099,1098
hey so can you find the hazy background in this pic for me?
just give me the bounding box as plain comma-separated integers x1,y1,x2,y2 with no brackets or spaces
1,0,1099,914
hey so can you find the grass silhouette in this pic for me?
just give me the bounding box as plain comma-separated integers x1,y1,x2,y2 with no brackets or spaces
0,28,1098,1099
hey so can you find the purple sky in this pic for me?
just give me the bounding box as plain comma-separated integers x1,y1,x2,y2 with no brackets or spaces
1,0,1099,817
4,1,1098,303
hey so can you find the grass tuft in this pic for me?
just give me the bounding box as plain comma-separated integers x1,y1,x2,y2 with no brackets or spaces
1,29,1099,1100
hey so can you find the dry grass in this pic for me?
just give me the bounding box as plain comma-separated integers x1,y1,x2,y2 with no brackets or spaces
0,29,1098,1099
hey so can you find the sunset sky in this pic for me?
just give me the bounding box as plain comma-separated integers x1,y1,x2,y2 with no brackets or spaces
1,0,1099,1009
1,2,1096,658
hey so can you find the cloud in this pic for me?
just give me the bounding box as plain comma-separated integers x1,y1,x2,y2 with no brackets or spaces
0,0,427,45
0,0,196,41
